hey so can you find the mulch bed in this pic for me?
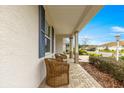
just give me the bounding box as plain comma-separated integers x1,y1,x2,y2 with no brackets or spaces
79,62,124,88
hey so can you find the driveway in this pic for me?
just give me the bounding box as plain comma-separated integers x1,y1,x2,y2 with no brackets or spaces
98,52,113,57
79,55,89,62
78,52,113,63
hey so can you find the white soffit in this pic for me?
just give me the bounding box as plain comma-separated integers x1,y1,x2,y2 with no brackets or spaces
45,5,103,36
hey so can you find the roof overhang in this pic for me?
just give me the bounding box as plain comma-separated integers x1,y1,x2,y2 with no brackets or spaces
44,5,103,37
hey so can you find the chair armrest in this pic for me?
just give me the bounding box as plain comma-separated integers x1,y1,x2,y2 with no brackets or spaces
60,54,67,59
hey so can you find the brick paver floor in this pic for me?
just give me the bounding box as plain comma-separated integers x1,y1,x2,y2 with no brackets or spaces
39,63,102,88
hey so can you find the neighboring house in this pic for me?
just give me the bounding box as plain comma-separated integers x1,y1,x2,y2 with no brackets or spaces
97,41,124,51
80,45,98,51
97,46,107,50
0,5,102,87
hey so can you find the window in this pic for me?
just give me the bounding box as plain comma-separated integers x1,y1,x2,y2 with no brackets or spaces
45,21,51,53
39,6,54,58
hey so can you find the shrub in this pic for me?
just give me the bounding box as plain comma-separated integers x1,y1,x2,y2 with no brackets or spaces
89,56,100,66
121,49,124,53
112,50,114,52
79,49,88,55
89,56,124,81
120,56,124,60
88,53,102,57
100,49,115,53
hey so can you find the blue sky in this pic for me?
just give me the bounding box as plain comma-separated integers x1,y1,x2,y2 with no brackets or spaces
79,5,124,45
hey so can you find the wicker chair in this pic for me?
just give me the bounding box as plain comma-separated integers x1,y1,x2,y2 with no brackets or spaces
55,53,67,62
45,58,69,87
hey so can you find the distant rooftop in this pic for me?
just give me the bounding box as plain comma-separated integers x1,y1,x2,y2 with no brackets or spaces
100,41,124,47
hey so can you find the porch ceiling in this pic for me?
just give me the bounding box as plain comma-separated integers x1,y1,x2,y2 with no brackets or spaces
45,5,103,36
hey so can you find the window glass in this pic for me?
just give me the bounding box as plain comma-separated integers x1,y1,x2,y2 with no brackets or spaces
45,37,50,52
45,21,50,37
45,20,51,53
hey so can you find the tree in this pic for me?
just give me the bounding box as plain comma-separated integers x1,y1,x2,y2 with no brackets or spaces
81,36,90,49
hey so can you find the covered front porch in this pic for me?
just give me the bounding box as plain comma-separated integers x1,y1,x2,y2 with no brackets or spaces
44,5,103,63
39,5,103,88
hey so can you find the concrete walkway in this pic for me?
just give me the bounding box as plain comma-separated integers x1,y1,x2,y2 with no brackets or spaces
39,63,102,88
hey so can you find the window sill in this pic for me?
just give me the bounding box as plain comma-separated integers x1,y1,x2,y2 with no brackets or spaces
45,52,51,56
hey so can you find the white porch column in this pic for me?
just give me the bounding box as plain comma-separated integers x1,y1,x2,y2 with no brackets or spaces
74,31,79,63
69,36,73,58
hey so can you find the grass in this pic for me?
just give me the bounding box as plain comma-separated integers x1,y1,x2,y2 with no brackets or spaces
99,49,115,53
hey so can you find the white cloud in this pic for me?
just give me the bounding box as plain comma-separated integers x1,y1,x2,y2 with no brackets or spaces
79,35,93,40
89,41,101,45
112,26,124,33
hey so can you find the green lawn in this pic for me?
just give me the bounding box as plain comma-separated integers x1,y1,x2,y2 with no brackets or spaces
99,49,115,53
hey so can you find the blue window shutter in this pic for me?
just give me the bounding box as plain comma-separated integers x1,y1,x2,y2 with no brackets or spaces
52,27,54,53
39,6,45,58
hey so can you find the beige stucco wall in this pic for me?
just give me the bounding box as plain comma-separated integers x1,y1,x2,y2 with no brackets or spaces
0,6,45,87
55,35,65,53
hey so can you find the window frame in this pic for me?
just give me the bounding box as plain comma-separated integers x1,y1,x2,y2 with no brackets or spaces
45,20,51,55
